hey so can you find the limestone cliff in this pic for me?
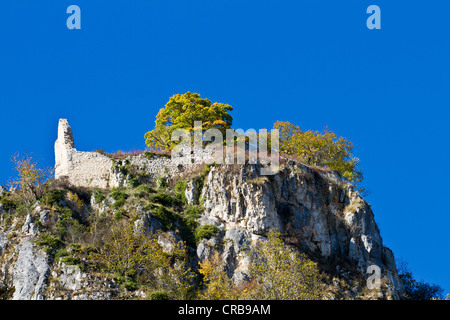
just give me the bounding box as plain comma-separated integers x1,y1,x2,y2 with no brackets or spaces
197,163,403,298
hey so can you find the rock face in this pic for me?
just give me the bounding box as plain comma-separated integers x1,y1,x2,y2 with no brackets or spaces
185,180,198,205
12,238,49,300
47,263,119,300
0,211,51,300
0,232,7,256
198,162,404,298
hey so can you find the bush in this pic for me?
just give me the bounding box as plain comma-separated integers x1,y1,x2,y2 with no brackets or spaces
93,191,106,204
10,152,54,203
156,176,167,189
149,192,182,207
110,188,129,209
184,205,203,217
144,151,154,160
174,180,187,192
110,188,129,202
34,233,64,255
53,208,87,243
150,206,177,231
197,251,235,300
113,198,126,209
195,224,220,243
127,177,141,188
193,164,212,195
89,223,170,279
54,248,69,261
66,191,84,212
135,184,156,194
41,190,65,207
183,205,202,229
115,276,138,291
60,256,81,267
150,290,170,300
0,197,16,212
145,151,171,160
174,180,187,204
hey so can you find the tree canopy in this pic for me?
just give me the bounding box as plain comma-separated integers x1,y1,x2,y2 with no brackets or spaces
274,121,363,184
144,93,362,184
145,92,233,151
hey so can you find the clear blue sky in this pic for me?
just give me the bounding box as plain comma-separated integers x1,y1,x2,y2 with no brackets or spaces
1,0,449,294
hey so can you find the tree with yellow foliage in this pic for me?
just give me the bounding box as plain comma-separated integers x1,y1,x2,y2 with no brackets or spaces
247,230,326,300
9,152,53,203
89,223,171,279
145,92,233,151
197,251,235,300
274,121,363,184
197,231,327,300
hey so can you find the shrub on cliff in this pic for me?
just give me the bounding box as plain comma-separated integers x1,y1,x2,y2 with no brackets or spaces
247,230,327,300
9,153,54,203
195,224,220,243
89,223,170,279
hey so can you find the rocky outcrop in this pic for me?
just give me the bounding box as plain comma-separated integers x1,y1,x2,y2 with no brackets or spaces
198,161,404,298
12,237,49,300
0,209,51,300
46,263,119,300
185,180,198,205
0,232,7,256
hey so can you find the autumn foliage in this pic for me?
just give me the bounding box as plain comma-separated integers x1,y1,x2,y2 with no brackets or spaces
197,231,327,300
145,92,233,151
274,121,363,184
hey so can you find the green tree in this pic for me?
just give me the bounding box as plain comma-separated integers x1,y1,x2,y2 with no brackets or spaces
247,230,326,300
145,92,233,151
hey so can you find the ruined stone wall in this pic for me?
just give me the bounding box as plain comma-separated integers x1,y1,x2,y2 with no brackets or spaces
54,119,214,189
54,119,116,189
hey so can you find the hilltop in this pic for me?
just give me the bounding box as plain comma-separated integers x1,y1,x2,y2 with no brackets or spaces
0,119,404,300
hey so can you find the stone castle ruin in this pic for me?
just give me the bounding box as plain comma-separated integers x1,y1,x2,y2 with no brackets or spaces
54,119,212,189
